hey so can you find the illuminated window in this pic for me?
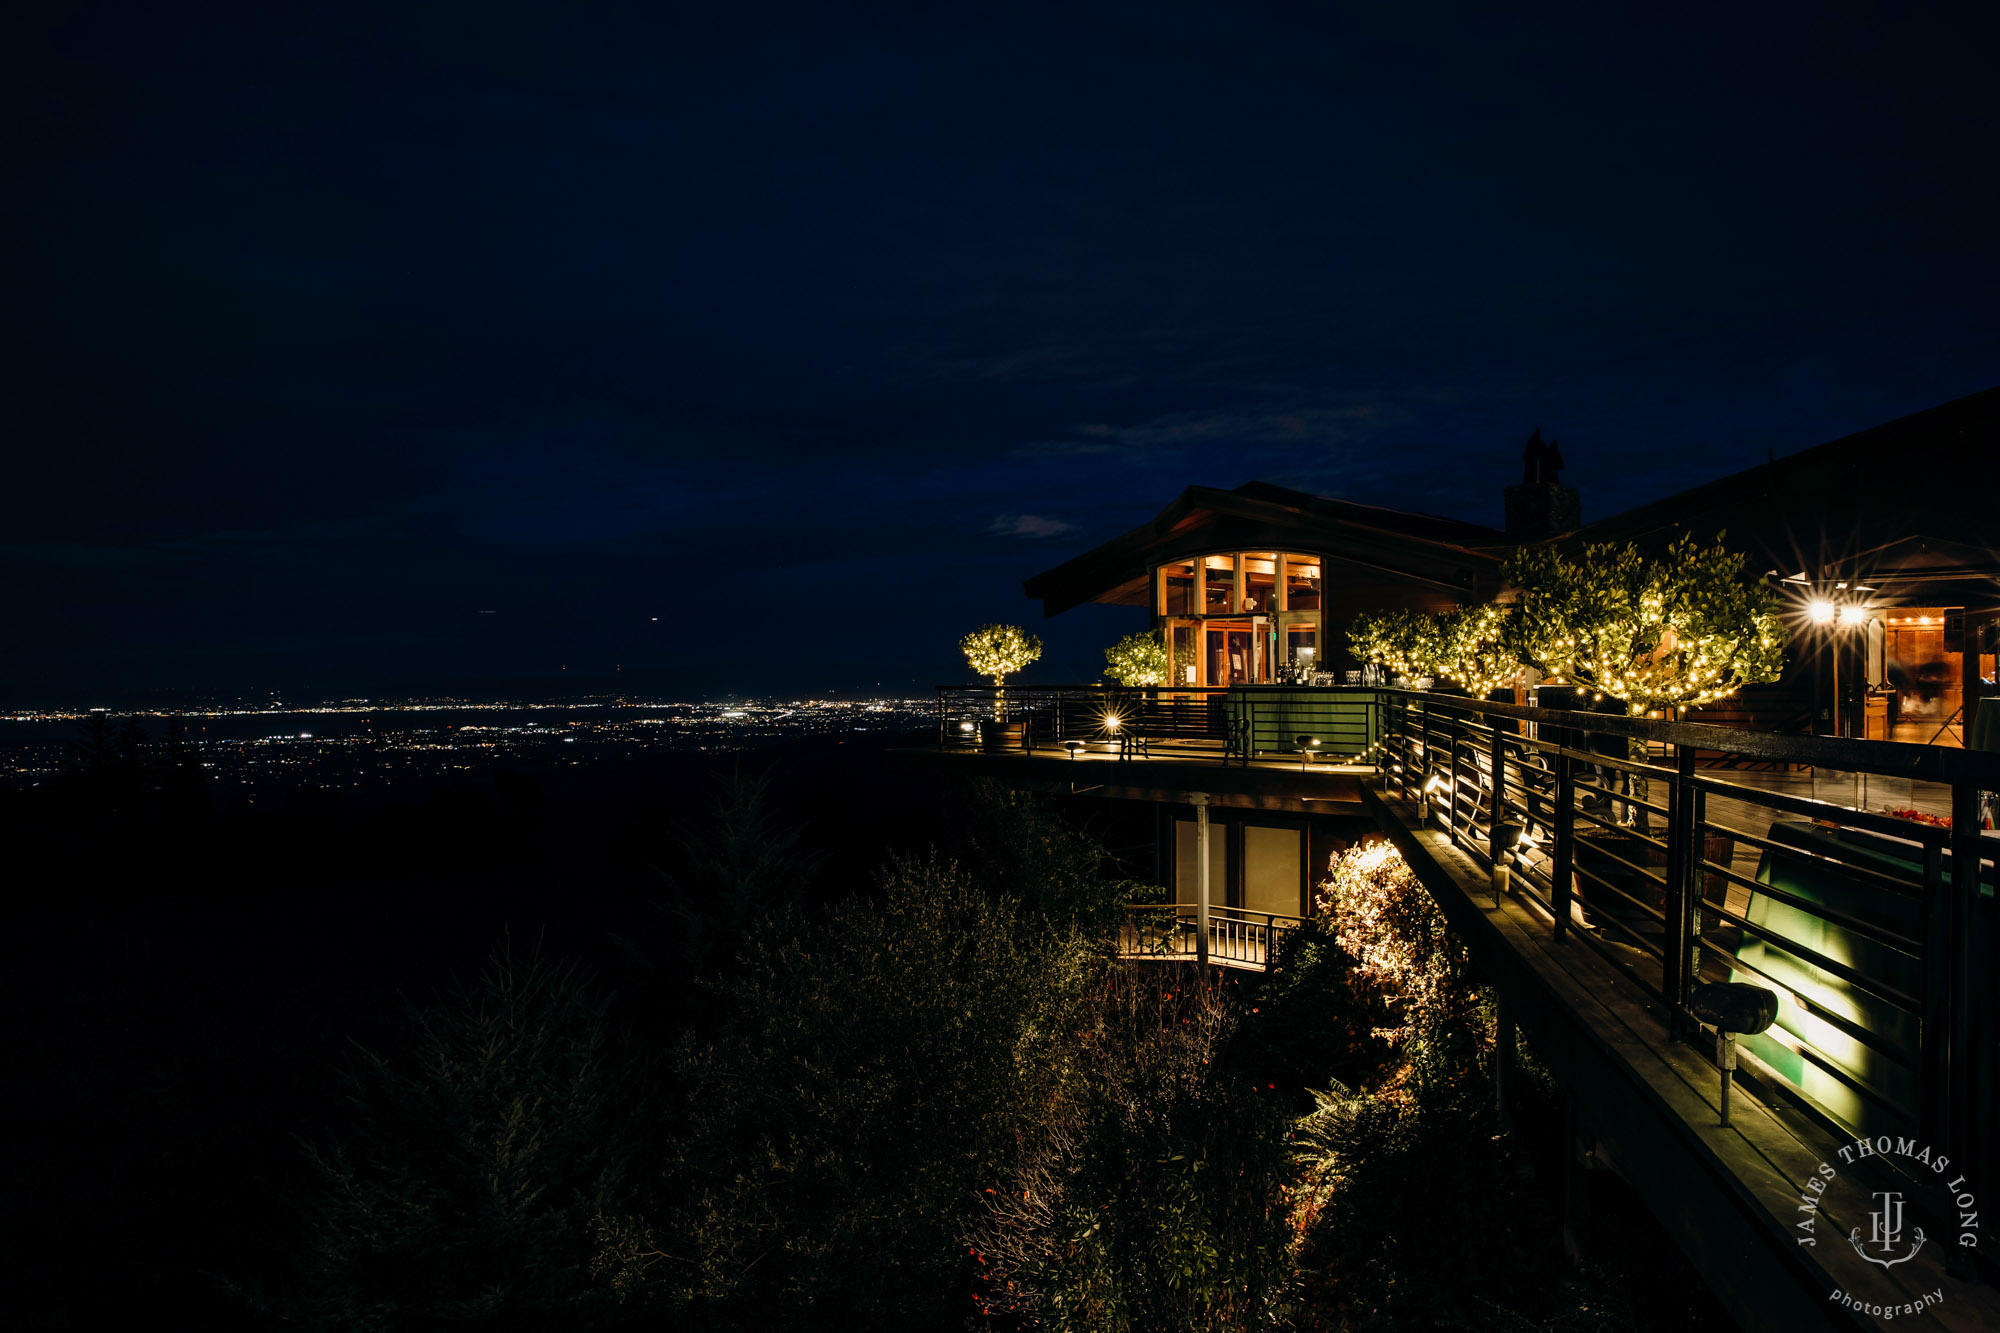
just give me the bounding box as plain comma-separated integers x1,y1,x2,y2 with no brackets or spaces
1240,552,1278,613
1284,556,1322,611
1159,560,1197,616
1203,554,1236,613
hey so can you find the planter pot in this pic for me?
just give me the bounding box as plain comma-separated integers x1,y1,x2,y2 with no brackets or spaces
980,721,1026,752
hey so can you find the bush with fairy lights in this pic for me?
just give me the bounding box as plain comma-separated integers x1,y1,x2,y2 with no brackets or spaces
1102,629,1168,687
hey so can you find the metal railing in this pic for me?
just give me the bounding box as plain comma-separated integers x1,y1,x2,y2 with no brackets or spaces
936,683,1379,765
930,681,1997,1205
1376,688,1997,1206
1118,903,1304,971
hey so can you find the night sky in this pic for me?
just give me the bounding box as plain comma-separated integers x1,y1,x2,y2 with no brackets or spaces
8,4,1997,703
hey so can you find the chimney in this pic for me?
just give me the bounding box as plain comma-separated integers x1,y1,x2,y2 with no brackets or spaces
1504,428,1582,539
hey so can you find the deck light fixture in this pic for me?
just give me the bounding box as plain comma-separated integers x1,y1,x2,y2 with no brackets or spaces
1491,822,1526,903
1062,739,1084,760
1838,603,1868,628
1101,711,1123,731
1690,982,1779,1127
1419,770,1447,819
1807,599,1836,625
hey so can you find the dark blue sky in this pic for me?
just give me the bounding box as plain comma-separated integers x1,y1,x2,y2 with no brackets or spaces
7,3,1996,703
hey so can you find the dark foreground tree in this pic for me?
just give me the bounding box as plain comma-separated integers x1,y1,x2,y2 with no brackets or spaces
595,853,1102,1330
653,767,823,981
247,956,657,1331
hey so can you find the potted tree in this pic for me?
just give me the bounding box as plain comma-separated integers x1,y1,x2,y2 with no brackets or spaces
960,623,1043,749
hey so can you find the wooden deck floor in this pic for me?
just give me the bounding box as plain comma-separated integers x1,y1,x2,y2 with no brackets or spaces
1371,784,1998,1332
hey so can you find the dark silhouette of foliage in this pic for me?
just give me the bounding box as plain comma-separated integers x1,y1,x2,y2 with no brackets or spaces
968,968,1299,1332
253,956,659,1331
597,853,1101,1330
1234,919,1396,1094
962,780,1133,937
653,767,823,980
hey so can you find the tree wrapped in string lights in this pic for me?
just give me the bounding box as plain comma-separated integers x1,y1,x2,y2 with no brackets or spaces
960,623,1044,686
1345,609,1448,681
1503,533,1785,718
1101,629,1167,687
1349,603,1518,695
1433,602,1518,697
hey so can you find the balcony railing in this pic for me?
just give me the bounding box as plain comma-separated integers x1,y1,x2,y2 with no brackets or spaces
936,683,1379,765
1119,903,1303,971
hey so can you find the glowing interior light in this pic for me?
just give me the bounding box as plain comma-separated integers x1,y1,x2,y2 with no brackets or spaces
1838,604,1868,628
1806,600,1835,625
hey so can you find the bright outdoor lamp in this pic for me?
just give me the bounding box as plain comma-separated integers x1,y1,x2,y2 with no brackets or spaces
1838,603,1868,628
1807,599,1836,625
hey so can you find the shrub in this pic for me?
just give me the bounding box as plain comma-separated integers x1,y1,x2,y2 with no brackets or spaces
1316,842,1481,1060
602,854,1101,1330
970,969,1299,1332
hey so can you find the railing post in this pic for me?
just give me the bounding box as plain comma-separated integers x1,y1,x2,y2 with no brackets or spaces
1947,782,1982,1279
1193,793,1211,972
1488,720,1507,866
1456,712,1472,844
1552,751,1574,942
1922,838,1950,1151
1661,746,1696,1033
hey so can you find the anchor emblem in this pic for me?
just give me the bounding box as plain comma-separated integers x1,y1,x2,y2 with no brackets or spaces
1848,1191,1926,1269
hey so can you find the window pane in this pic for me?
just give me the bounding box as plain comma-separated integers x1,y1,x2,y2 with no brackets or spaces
1175,820,1230,906
1243,825,1302,915
1240,552,1278,614
1284,555,1321,611
1287,626,1318,676
1170,622,1199,686
1204,554,1236,613
1159,560,1196,616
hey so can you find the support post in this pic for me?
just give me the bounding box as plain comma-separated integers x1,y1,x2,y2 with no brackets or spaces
1193,793,1211,972
1562,1095,1593,1264
1495,994,1516,1134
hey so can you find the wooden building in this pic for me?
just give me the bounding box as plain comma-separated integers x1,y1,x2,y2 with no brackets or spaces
1024,386,1999,742
1020,482,1518,686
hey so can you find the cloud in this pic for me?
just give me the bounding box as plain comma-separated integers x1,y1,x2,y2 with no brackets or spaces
987,514,1078,539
